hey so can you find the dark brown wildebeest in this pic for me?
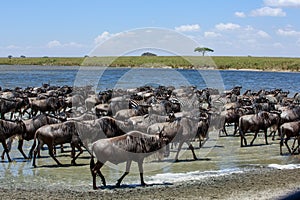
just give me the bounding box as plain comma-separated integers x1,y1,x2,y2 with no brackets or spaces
31,121,82,167
219,107,254,136
113,106,150,121
32,116,131,167
0,119,27,162
26,97,63,117
147,117,200,161
0,97,29,119
239,111,281,147
89,130,169,189
1,114,66,159
279,121,300,155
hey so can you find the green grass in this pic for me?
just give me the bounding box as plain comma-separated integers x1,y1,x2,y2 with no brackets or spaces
1,56,300,71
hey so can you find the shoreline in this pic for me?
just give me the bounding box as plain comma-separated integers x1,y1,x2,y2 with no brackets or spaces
0,64,299,74
0,56,299,72
1,167,300,199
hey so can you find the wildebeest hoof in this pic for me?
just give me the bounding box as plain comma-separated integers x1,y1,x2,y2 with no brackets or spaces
141,183,148,187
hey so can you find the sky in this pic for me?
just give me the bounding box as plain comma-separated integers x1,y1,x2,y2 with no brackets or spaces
1,0,300,57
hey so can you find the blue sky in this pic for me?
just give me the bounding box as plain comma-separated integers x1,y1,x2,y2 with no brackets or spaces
1,0,300,57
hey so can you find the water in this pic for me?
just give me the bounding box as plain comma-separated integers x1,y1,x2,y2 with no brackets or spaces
0,65,300,191
1,65,299,95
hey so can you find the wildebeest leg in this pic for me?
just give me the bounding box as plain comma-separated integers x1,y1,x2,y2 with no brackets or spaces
280,139,284,155
60,144,64,153
250,131,259,146
240,131,247,147
17,138,28,159
1,137,13,160
187,141,198,160
116,160,132,187
284,138,292,154
164,144,170,157
33,140,43,167
264,129,269,145
71,143,83,165
1,141,12,162
48,144,63,166
90,159,106,189
174,141,184,161
223,123,228,136
10,112,14,120
233,123,238,136
137,159,147,186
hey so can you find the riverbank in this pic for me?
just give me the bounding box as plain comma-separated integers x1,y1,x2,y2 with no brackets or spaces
0,56,300,72
1,167,300,200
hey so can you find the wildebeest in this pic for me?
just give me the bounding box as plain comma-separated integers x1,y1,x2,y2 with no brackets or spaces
1,114,66,159
0,119,27,162
90,130,169,189
32,116,131,167
219,107,254,136
0,97,29,119
280,106,300,124
279,121,300,155
113,106,149,121
239,111,281,147
31,121,82,167
26,97,63,117
147,117,200,161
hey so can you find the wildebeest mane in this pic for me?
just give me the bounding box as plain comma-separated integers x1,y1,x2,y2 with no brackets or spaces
111,132,162,154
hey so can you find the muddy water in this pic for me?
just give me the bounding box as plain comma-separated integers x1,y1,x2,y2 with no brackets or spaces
0,66,300,191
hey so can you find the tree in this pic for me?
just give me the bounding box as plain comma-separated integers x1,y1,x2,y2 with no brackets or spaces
194,47,214,56
8,55,13,59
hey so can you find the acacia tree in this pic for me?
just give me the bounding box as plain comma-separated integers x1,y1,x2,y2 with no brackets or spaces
194,47,214,56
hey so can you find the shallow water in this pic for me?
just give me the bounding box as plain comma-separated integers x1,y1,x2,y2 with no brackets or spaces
0,128,298,191
0,65,300,191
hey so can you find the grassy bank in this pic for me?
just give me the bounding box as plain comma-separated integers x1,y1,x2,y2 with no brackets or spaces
1,56,300,71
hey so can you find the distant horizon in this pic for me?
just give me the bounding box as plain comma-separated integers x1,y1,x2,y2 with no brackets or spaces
1,55,300,58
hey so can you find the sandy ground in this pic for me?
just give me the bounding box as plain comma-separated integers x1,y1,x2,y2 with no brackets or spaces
1,167,300,200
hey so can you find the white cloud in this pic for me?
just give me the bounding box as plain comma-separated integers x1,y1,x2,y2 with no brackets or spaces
277,28,300,36
215,23,240,31
235,11,246,18
257,30,270,38
47,40,62,48
250,7,286,17
46,40,84,48
264,0,300,7
175,24,200,32
94,31,115,44
204,31,222,38
94,31,123,44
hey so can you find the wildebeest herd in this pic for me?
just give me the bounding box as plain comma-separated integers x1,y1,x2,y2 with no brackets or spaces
1,83,300,189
